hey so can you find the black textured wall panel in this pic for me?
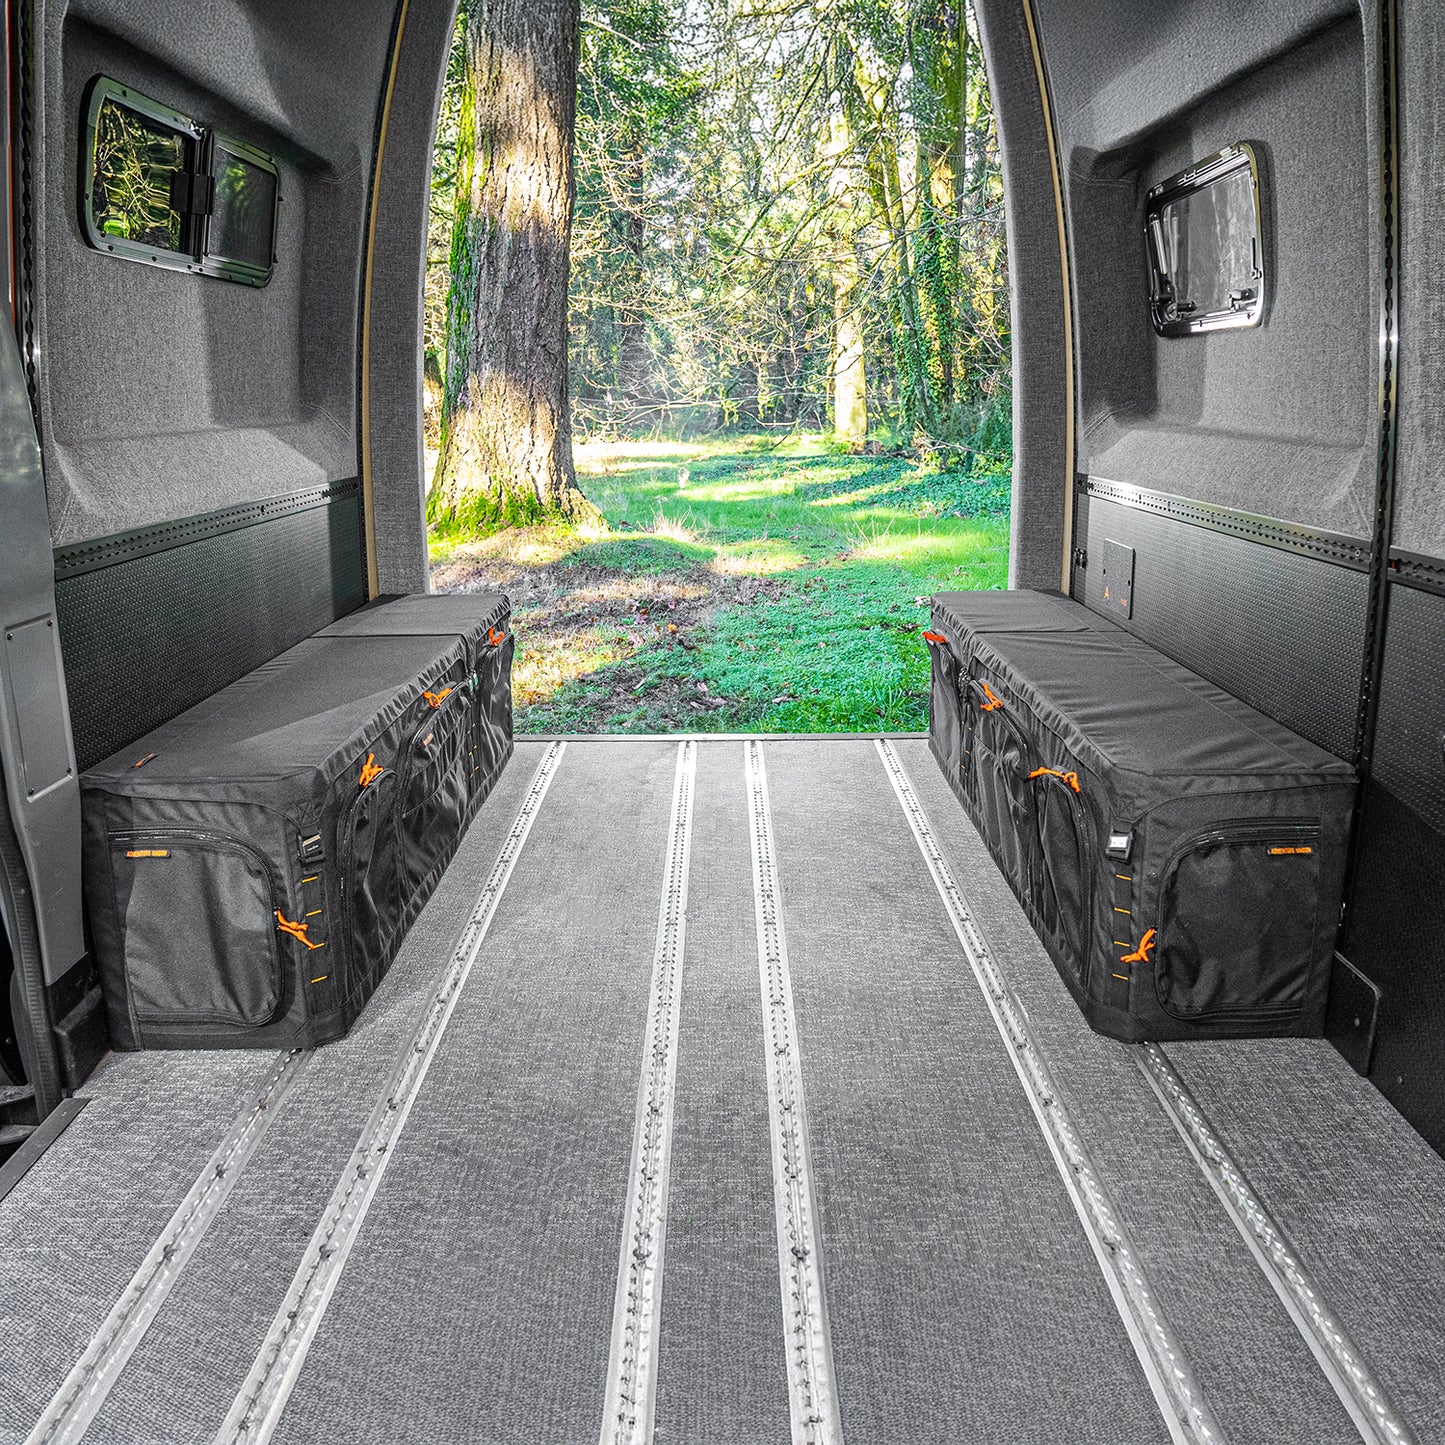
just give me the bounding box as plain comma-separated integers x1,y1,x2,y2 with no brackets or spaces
55,492,366,769
1073,495,1367,758
1339,583,1445,1155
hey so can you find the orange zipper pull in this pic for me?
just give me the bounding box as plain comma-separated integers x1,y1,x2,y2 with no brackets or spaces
1029,766,1081,794
358,753,383,787
922,631,948,645
979,681,1004,711
488,626,507,648
276,910,324,950
423,686,454,709
1121,928,1156,965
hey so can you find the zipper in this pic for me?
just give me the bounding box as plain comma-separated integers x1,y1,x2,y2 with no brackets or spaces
113,829,281,898
1157,818,1318,887
396,681,465,816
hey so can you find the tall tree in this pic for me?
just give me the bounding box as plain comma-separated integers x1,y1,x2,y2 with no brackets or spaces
431,0,590,522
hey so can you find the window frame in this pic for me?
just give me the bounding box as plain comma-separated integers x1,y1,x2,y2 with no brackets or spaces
80,75,278,288
1145,143,1266,338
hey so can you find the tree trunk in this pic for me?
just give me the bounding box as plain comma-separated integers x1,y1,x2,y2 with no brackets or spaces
825,101,867,447
431,0,591,523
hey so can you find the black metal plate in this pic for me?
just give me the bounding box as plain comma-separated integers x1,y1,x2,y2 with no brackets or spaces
1324,952,1381,1075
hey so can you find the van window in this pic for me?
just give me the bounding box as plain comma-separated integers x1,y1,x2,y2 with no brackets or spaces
1146,144,1265,335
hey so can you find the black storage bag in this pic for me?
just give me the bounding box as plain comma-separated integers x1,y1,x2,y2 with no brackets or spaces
927,589,1356,1043
81,594,514,1050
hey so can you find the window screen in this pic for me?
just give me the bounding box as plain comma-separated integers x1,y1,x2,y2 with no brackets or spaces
205,138,279,281
82,77,277,287
1146,144,1264,336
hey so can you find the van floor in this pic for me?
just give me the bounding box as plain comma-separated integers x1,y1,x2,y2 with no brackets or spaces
3,738,1444,1445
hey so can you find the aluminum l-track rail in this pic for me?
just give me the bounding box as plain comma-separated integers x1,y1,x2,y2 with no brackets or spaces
213,740,567,1445
27,1050,309,1445
745,740,844,1445
599,740,697,1445
876,738,1226,1445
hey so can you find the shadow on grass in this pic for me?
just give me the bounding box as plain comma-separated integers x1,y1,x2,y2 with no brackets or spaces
558,534,711,574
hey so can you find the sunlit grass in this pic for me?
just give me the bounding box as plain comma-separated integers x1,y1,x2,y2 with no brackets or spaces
430,431,1010,733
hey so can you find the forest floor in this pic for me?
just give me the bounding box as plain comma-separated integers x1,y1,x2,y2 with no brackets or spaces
427,434,1010,733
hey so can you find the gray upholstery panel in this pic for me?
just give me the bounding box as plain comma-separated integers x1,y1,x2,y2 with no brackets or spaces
1062,17,1376,535
1041,0,1355,154
973,0,1071,590
33,0,397,546
365,0,459,595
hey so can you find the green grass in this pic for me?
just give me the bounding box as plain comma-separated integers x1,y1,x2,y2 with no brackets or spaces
429,433,1010,733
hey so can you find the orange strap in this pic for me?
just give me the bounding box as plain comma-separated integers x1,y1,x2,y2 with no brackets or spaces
922,631,948,645
358,752,383,788
488,626,507,648
276,911,324,951
979,681,1004,711
1121,928,1156,965
1029,766,1081,794
423,686,454,709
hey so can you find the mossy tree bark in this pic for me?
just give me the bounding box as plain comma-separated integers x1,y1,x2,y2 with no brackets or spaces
431,0,592,524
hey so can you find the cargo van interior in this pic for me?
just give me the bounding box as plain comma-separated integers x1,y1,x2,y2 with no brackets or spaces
1,1,1443,1442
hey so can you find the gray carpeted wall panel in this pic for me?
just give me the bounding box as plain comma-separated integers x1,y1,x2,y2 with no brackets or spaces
1063,15,1376,536
973,0,1071,590
267,741,674,1445
652,744,792,1442
1394,0,1445,561
83,742,548,1443
898,740,1362,1445
764,739,1168,1444
34,0,396,546
364,0,458,595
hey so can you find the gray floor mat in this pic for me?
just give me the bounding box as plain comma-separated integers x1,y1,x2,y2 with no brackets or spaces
82,741,552,1444
764,739,1169,1445
896,737,1366,1444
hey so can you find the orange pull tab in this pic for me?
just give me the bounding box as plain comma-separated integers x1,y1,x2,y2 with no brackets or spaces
1029,766,1081,794
979,681,1004,711
132,752,157,769
358,753,383,788
423,687,454,709
488,626,507,648
922,631,948,645
1121,928,1156,965
276,910,324,951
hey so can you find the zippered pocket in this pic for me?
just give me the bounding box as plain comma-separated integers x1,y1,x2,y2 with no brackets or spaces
1154,820,1322,1022
925,632,964,779
109,830,283,1030
341,765,401,986
964,670,1037,897
397,688,470,895
1031,768,1094,984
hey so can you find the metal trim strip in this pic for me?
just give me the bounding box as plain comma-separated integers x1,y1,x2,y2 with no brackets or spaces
52,481,363,579
1131,1041,1417,1445
1078,476,1371,572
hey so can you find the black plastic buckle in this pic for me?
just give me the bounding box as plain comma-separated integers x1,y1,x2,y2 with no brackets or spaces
299,833,325,865
1105,826,1133,862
